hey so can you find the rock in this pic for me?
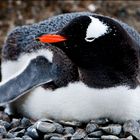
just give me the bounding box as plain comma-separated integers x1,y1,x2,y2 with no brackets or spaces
0,125,7,136
0,111,137,140
54,123,64,134
12,129,25,137
88,130,104,137
10,118,20,128
90,118,110,125
12,137,23,140
36,121,56,133
84,137,101,140
59,120,82,127
22,135,33,140
123,120,140,139
86,123,98,134
126,135,133,139
87,4,96,12
26,125,39,139
100,124,122,135
101,135,119,139
6,132,15,138
63,134,72,139
50,136,65,140
63,127,75,134
71,129,86,140
44,133,62,140
123,120,140,132
20,117,32,128
9,126,24,133
0,120,10,130
120,135,133,140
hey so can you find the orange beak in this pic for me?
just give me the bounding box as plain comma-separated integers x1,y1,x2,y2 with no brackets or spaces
36,34,67,43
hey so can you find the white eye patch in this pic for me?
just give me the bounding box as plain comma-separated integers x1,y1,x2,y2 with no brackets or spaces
85,16,109,42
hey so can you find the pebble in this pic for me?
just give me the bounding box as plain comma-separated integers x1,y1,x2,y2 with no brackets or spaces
63,126,75,134
26,125,39,139
59,120,82,127
71,129,86,140
63,133,72,139
12,129,25,137
126,135,133,139
0,125,7,136
20,117,32,128
10,118,20,128
9,126,24,133
54,123,64,134
88,130,103,137
0,111,140,140
50,136,65,140
84,137,101,140
123,120,140,139
22,135,33,140
87,4,96,12
120,135,133,140
86,122,98,134
6,132,15,138
0,120,10,130
123,120,140,132
100,124,122,135
44,133,62,140
36,121,56,133
90,118,110,125
101,135,119,139
12,137,22,140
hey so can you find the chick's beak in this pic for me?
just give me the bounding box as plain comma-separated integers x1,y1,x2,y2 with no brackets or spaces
36,34,67,43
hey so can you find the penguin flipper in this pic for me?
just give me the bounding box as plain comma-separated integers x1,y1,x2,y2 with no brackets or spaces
0,56,55,105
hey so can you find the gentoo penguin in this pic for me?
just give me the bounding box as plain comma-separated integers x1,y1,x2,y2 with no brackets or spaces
36,14,140,122
1,12,92,114
1,12,140,122
37,15,140,88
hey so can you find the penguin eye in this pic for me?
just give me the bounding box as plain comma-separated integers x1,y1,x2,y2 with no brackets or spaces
85,37,95,42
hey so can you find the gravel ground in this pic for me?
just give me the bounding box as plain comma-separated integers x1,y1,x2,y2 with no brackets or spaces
0,106,140,140
1,1,140,140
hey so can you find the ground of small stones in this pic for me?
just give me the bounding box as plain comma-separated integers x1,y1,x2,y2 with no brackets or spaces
0,106,139,140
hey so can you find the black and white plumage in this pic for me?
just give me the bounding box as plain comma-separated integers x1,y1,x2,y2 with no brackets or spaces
39,15,140,88
1,12,140,122
1,12,88,114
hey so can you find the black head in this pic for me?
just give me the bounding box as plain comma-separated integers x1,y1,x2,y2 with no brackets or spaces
37,15,140,88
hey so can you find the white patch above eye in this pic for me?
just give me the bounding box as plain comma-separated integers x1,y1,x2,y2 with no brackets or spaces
85,16,109,42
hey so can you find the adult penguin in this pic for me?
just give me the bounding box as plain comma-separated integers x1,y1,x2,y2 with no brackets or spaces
0,12,140,122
